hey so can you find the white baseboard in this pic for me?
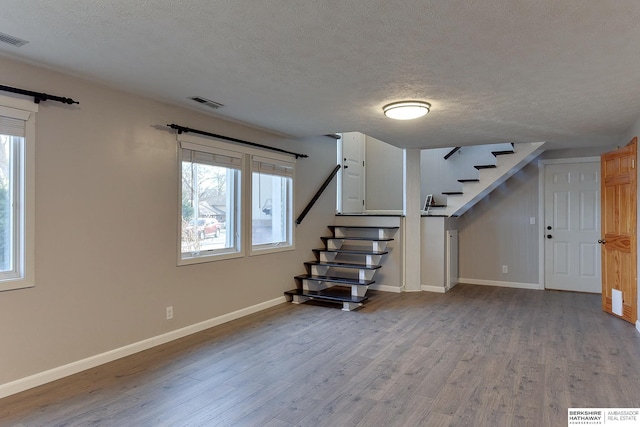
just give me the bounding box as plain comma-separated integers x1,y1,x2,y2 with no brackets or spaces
0,296,286,399
369,284,402,293
458,278,543,290
421,285,446,293
636,320,640,335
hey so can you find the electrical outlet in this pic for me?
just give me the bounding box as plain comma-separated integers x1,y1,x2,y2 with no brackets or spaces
166,306,173,320
502,265,508,274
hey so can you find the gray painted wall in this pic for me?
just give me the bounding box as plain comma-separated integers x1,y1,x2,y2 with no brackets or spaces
457,146,615,286
457,162,540,284
365,135,403,212
0,56,337,387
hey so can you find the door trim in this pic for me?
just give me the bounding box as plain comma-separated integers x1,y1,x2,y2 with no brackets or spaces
537,157,601,290
337,133,366,214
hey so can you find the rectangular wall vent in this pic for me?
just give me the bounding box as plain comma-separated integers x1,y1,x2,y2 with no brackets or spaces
189,96,224,110
0,32,29,47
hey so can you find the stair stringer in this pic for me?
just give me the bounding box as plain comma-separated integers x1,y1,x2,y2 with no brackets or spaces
441,141,546,217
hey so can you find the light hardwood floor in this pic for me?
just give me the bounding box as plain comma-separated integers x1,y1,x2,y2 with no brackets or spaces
2,284,640,426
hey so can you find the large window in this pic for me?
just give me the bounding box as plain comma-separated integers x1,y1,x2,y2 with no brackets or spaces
179,141,242,264
0,96,36,291
251,156,293,253
178,134,295,264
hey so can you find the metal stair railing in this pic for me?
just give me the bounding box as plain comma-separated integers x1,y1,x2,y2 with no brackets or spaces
296,164,341,225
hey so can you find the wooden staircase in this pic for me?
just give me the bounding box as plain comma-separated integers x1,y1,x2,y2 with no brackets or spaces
426,141,546,217
285,225,398,311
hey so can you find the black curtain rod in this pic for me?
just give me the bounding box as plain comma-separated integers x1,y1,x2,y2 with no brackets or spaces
167,124,308,159
0,84,79,105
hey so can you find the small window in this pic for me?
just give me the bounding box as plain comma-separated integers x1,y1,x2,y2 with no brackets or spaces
0,96,36,291
251,155,294,254
179,141,242,264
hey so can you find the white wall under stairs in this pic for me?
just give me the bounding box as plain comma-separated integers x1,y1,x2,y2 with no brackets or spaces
422,141,546,217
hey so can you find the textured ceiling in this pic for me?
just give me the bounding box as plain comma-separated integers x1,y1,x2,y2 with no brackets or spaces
1,1,640,149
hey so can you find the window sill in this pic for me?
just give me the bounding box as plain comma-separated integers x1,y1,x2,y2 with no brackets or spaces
0,278,35,292
249,244,294,257
178,250,244,266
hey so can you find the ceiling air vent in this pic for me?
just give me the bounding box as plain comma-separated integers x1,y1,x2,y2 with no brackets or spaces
189,96,224,110
0,32,29,47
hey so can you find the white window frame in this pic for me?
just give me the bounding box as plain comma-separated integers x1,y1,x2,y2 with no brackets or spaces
177,133,296,264
177,134,244,265
0,94,37,292
250,154,295,256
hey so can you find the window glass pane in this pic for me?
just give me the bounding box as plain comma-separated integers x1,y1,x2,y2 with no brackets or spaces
0,135,13,272
0,97,36,290
181,160,239,257
252,172,291,246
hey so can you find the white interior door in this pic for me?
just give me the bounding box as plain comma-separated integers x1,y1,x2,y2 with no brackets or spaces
544,161,601,292
340,132,365,213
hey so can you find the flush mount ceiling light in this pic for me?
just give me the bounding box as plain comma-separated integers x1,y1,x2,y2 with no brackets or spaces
383,101,431,120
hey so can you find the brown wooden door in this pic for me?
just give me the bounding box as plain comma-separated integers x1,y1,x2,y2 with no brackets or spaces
601,137,637,324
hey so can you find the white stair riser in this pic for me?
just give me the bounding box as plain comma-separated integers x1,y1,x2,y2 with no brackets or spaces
325,239,388,252
342,302,363,311
301,280,331,292
310,265,377,281
300,279,369,297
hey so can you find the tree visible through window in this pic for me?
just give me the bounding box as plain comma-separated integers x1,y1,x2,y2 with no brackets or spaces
177,136,295,264
180,142,241,262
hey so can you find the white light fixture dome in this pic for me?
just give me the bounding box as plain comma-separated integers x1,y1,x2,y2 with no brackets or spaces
383,101,431,120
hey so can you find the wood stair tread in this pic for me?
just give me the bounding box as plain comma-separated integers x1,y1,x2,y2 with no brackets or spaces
288,223,393,310
491,150,515,156
328,225,399,230
304,261,382,270
285,288,368,304
474,164,497,170
312,248,389,255
321,236,394,242
295,274,375,286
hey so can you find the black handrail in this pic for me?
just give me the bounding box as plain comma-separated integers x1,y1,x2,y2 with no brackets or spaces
0,84,79,105
443,147,461,160
296,164,341,225
167,124,308,159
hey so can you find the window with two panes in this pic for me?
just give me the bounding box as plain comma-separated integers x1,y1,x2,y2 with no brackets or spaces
179,136,294,264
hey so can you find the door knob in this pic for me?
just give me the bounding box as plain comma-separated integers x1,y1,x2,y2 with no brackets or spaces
546,226,552,230
343,165,348,169
546,234,552,239
598,239,606,244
